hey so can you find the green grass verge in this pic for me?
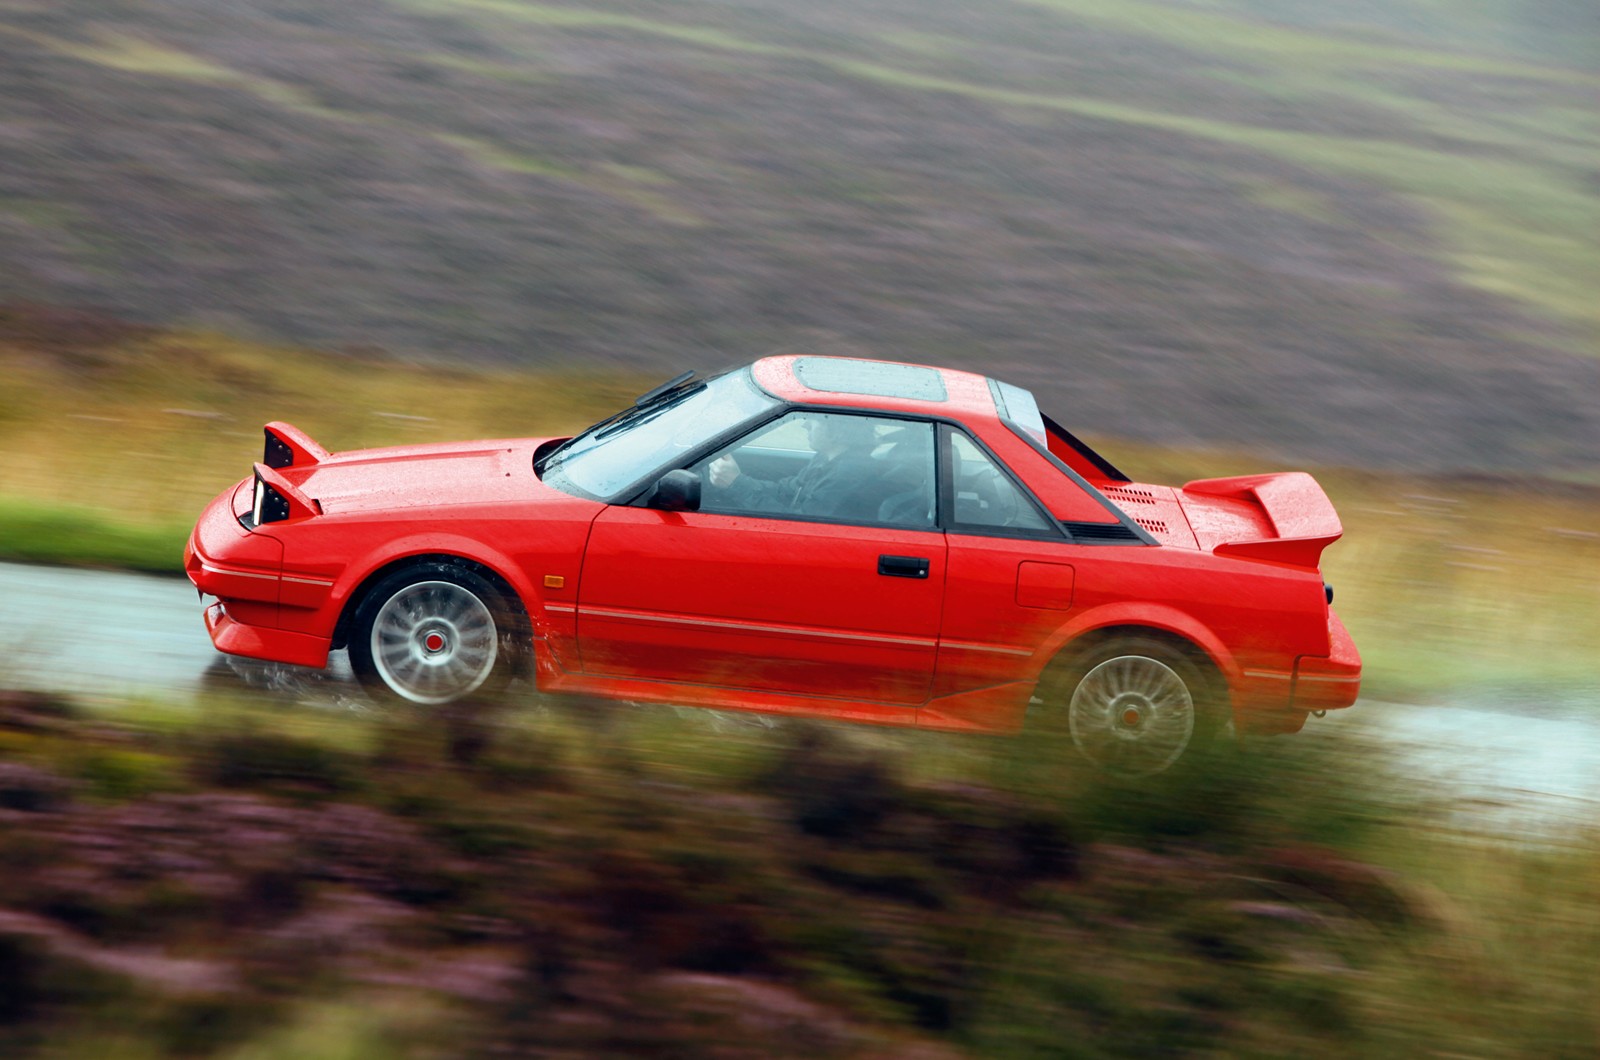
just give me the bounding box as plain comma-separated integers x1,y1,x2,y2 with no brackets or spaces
0,497,187,575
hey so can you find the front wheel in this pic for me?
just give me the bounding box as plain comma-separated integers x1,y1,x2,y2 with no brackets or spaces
348,564,514,706
1040,636,1225,778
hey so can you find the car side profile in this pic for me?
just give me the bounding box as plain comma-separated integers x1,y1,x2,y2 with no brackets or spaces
185,355,1360,775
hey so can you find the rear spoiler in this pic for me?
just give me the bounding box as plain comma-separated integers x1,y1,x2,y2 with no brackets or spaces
262,421,328,470
1183,472,1343,569
249,462,319,525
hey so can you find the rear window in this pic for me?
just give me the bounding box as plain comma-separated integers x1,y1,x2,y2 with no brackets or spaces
989,379,1047,444
794,357,947,402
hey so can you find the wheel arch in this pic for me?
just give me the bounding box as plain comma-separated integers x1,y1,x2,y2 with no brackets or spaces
1034,605,1238,706
1046,625,1226,698
330,545,536,660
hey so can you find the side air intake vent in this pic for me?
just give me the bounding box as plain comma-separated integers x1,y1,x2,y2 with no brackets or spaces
1134,517,1168,534
1063,520,1142,543
1103,486,1156,504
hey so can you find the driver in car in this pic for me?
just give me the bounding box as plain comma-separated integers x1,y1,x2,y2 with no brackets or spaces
707,414,880,521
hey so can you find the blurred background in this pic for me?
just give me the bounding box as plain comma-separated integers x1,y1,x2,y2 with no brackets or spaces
1,0,1598,1055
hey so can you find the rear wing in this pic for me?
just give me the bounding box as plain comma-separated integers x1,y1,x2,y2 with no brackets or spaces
247,462,319,526
1182,472,1343,569
245,423,327,527
262,421,328,470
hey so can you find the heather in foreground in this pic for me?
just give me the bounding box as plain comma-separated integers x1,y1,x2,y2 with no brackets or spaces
0,687,1595,1057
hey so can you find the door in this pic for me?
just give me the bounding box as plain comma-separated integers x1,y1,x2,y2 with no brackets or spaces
576,413,946,705
933,427,1080,696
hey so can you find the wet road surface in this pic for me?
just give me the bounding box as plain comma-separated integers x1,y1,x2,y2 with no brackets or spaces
0,561,218,698
2,561,1596,838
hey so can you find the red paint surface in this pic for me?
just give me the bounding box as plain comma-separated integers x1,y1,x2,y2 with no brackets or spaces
187,356,1360,734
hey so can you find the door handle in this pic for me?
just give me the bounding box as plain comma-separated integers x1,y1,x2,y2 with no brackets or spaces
878,554,930,579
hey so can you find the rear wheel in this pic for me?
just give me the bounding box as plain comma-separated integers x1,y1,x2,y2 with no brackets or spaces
348,563,514,706
1041,636,1225,777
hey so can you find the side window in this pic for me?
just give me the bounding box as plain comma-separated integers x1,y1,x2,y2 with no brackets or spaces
946,431,1055,534
694,412,936,529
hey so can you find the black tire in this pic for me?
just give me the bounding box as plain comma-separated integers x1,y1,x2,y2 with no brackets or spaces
1037,635,1226,778
347,562,516,706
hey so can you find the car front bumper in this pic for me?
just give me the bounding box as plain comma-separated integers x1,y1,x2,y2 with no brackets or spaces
185,480,333,669
202,600,331,669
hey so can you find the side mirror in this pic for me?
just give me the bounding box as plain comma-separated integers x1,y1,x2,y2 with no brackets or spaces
650,469,701,512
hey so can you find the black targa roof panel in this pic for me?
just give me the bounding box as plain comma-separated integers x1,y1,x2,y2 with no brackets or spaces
794,357,948,402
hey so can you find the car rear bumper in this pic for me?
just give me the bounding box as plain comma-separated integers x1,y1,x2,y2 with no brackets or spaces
1292,609,1361,713
1230,608,1359,735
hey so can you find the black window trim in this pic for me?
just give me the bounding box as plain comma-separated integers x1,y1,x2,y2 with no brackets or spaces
617,404,944,534
603,399,1153,546
609,404,789,508
985,376,1131,485
543,366,777,503
1000,418,1155,546
1040,412,1131,484
938,424,1069,543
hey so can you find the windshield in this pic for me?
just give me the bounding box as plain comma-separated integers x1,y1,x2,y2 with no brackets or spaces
541,369,778,500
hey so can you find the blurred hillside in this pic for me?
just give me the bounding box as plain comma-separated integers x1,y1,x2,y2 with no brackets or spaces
1,0,1597,473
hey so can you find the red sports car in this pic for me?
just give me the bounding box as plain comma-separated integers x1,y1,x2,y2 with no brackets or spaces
186,356,1359,775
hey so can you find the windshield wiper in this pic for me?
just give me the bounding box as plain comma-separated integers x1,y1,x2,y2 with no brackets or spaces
535,371,702,474
593,380,705,440
634,370,696,406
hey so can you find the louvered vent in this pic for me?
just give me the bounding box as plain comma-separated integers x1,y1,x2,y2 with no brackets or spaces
1063,520,1142,543
1103,486,1156,504
1134,517,1168,534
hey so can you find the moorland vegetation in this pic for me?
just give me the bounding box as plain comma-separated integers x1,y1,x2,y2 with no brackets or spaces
2,0,1598,472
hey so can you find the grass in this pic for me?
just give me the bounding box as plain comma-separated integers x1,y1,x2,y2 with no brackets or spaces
817,59,1597,342
1015,0,1598,82
437,135,704,225
1325,479,1600,697
1,683,1596,1055
7,16,709,237
0,23,325,113
0,25,238,82
371,0,1599,349
0,324,639,525
1005,0,1600,343
0,498,185,575
394,0,793,57
1346,828,1600,1054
